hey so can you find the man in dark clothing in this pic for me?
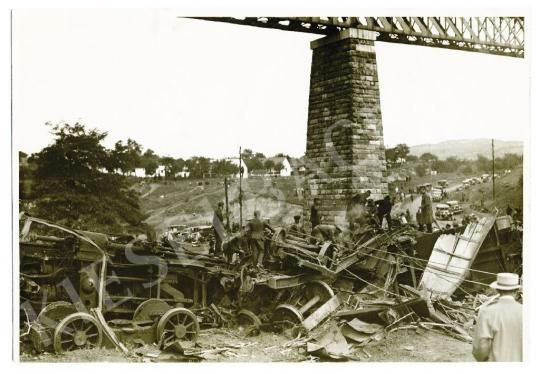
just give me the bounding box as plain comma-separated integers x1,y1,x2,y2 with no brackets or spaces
310,199,321,229
506,205,514,216
289,215,306,237
420,186,434,233
376,195,393,229
247,210,270,267
212,202,226,256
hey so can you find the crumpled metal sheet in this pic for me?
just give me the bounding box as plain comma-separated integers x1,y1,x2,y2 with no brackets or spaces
307,321,350,359
340,318,384,344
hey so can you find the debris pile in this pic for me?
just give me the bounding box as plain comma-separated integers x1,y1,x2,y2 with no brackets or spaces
18,213,520,361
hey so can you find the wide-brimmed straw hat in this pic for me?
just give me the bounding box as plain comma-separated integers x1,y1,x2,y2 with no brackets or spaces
490,272,521,290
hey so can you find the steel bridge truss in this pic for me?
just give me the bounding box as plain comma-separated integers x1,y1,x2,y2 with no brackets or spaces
191,17,524,58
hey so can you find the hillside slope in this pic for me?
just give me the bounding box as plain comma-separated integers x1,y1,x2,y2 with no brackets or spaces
409,139,523,160
135,177,305,235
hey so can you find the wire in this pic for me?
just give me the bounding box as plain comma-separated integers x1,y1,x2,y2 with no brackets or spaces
289,224,501,277
266,234,492,288
342,268,403,299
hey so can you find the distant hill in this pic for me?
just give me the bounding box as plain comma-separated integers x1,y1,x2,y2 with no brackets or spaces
408,139,523,160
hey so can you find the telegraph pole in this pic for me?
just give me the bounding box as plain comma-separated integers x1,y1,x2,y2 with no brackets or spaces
239,146,243,227
492,139,496,201
224,177,230,231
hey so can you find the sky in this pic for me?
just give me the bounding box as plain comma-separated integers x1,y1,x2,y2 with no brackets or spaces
12,10,529,159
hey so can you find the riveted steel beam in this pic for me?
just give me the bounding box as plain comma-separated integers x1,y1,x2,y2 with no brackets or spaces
189,16,524,58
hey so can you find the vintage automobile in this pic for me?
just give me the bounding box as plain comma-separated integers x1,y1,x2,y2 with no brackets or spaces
437,179,449,188
431,187,443,202
435,203,452,220
446,200,463,215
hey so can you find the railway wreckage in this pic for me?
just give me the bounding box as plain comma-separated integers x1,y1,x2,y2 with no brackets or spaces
19,212,522,360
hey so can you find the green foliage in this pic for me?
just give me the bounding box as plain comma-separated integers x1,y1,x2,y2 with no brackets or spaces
419,152,438,163
264,159,275,171
23,122,148,233
186,156,211,178
394,143,410,160
211,159,238,176
415,163,427,177
385,147,397,164
112,138,142,174
141,149,160,176
476,154,491,173
459,164,473,175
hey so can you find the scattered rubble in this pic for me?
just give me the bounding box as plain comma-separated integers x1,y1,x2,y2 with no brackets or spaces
19,211,521,361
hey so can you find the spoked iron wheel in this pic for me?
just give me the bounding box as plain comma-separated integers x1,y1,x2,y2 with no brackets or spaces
237,309,262,329
133,298,170,322
156,307,199,346
53,312,103,353
271,304,304,332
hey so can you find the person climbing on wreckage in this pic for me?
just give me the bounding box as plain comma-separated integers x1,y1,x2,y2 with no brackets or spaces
246,210,272,268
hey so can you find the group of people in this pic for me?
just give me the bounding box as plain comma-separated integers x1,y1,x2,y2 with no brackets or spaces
209,198,522,362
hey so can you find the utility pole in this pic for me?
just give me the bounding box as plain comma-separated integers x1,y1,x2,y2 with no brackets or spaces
239,146,243,227
224,177,230,231
492,139,496,201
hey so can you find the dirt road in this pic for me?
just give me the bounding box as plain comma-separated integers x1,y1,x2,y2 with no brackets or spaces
21,327,474,363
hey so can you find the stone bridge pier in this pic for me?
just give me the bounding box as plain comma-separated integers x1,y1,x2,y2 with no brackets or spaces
304,28,388,227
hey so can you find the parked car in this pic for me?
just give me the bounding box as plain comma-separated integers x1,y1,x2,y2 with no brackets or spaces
437,179,449,188
435,203,452,220
446,200,463,215
432,187,443,202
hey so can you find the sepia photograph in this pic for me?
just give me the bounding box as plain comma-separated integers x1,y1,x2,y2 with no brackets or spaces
10,5,531,365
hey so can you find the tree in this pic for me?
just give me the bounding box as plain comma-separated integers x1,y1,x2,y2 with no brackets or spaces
212,159,237,176
254,152,266,159
414,164,426,177
241,149,253,158
264,159,275,172
394,143,410,160
160,156,178,178
112,138,142,174
405,154,418,162
385,147,397,164
476,154,491,173
419,152,438,163
187,156,211,178
141,149,159,176
28,122,147,232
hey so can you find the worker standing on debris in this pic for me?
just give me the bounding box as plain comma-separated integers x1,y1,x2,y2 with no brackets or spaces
310,198,321,229
212,202,226,256
472,273,522,362
289,215,306,237
420,186,434,233
246,210,269,268
375,195,393,230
